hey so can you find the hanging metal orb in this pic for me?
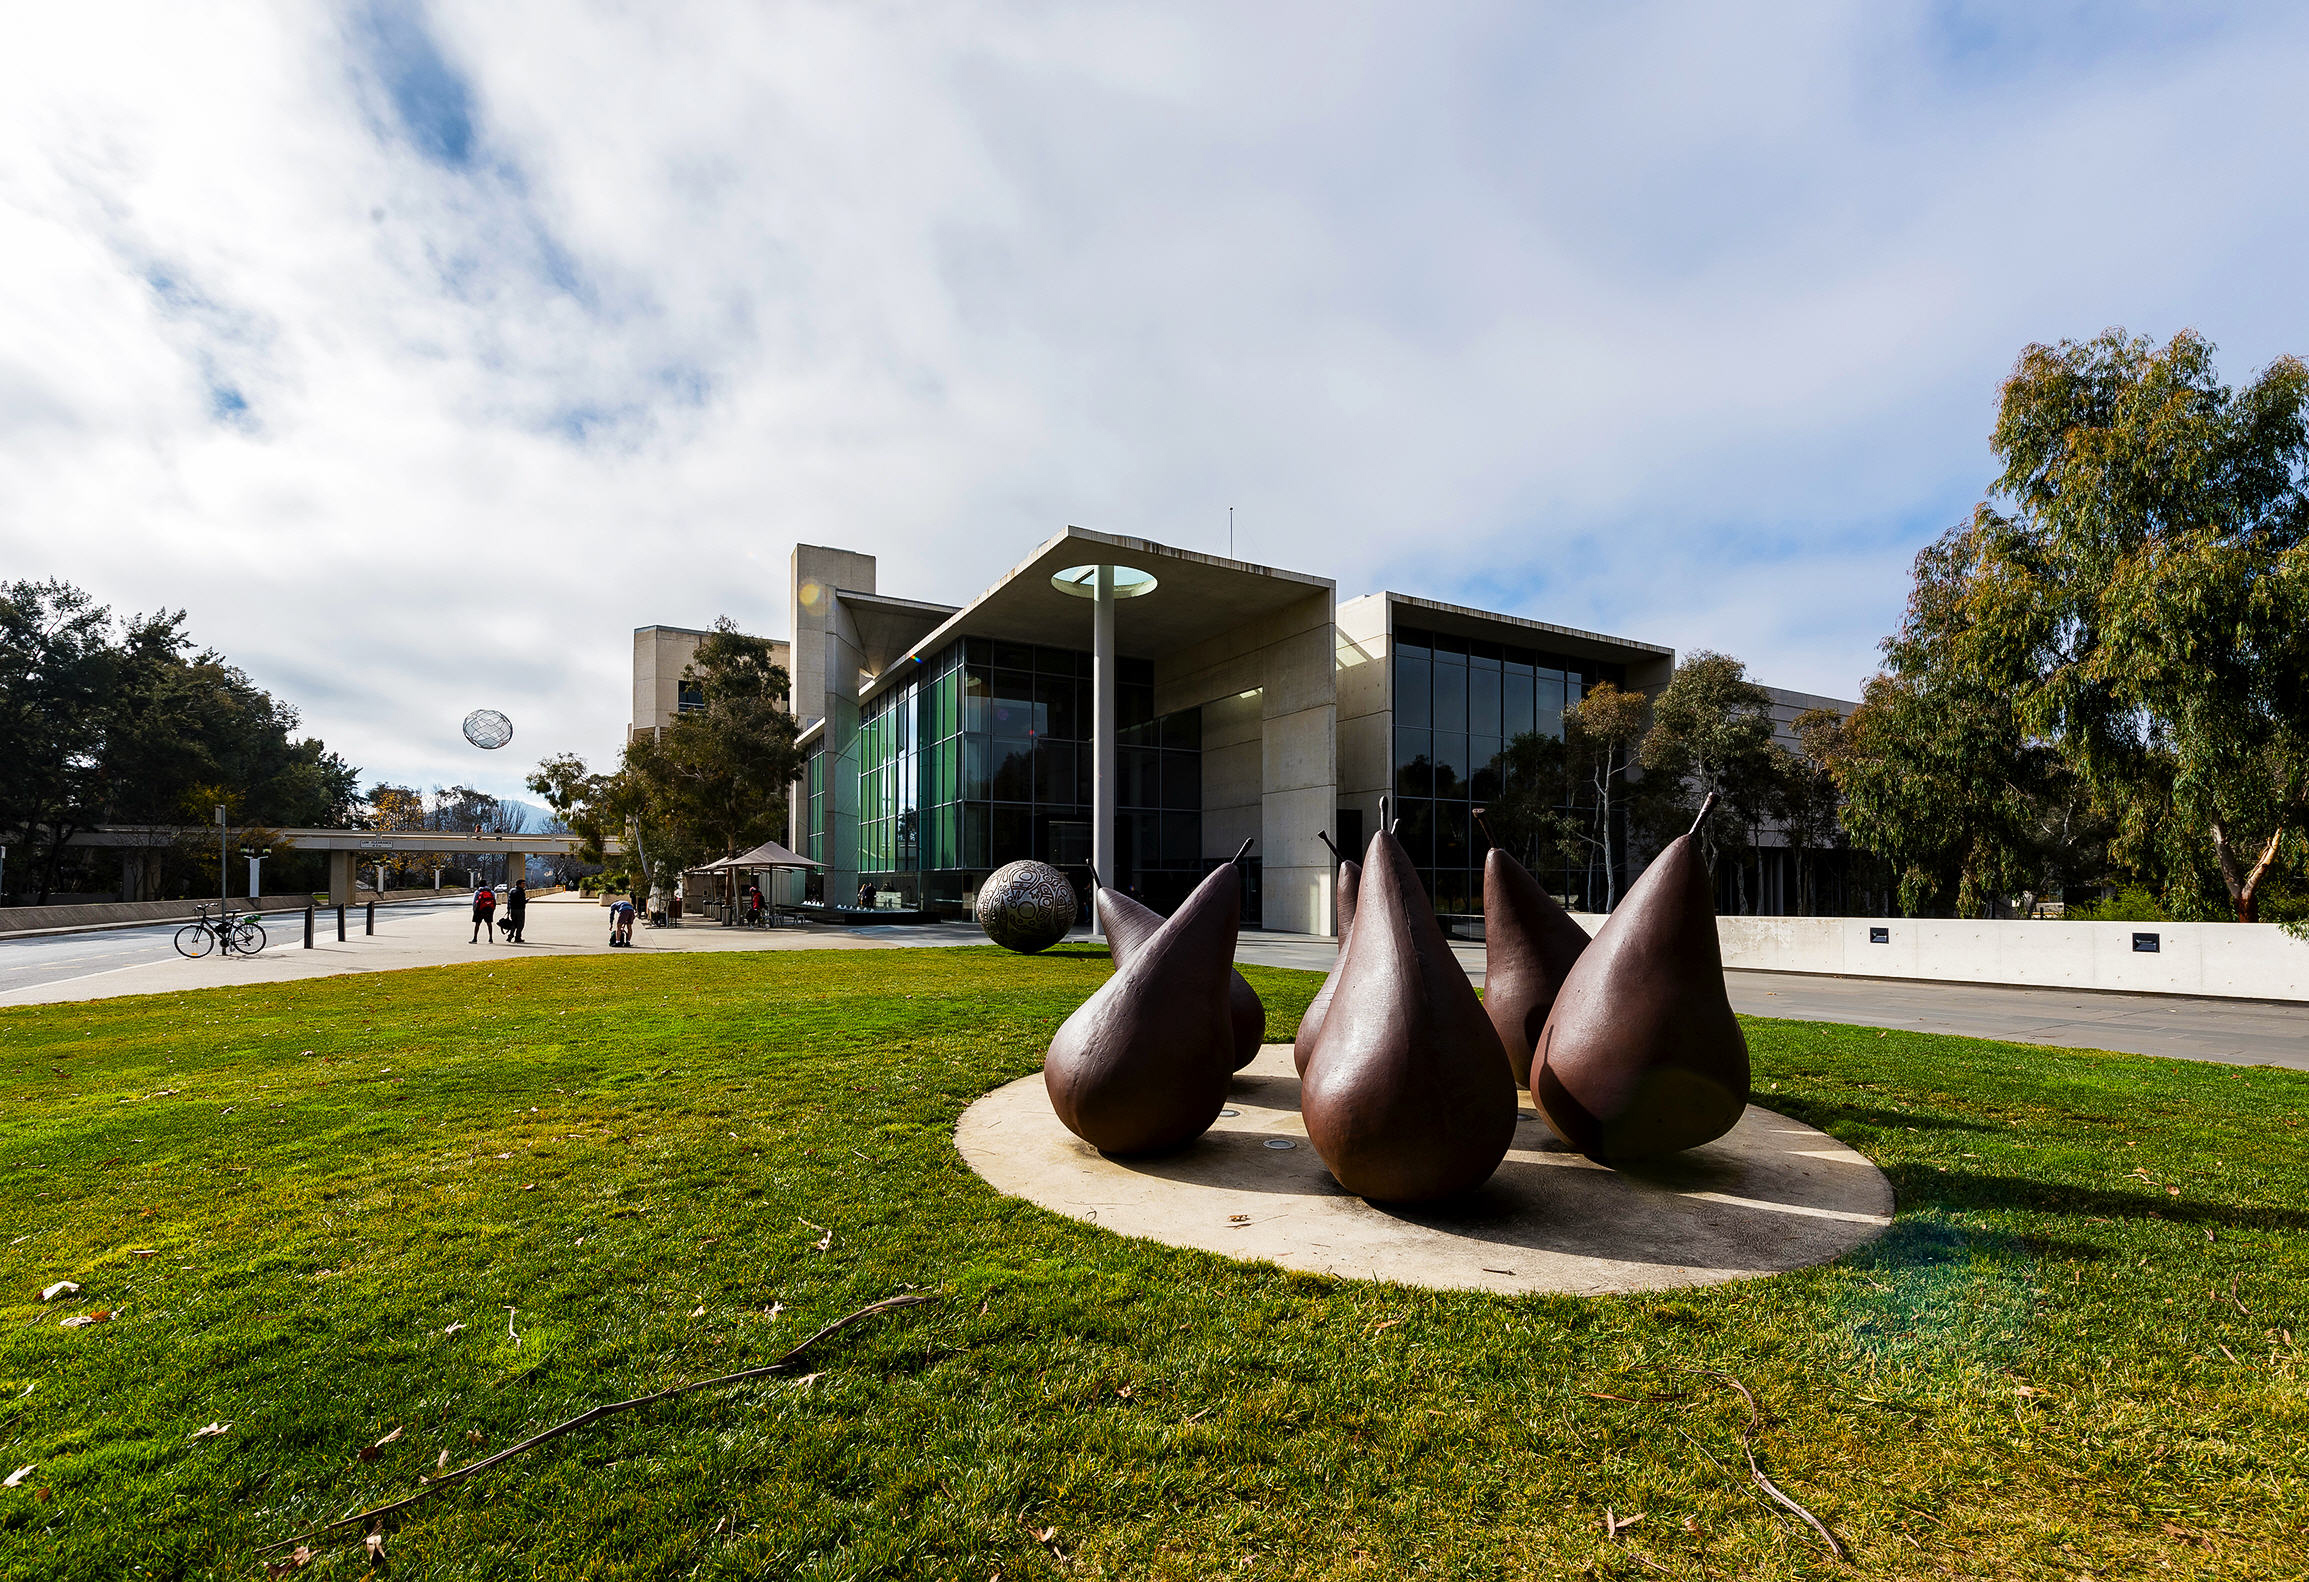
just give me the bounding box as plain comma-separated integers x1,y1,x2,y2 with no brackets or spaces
977,859,1079,953
462,709,515,750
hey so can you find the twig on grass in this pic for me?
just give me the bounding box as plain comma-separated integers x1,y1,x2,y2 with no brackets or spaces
1689,1368,1846,1564
262,1291,936,1553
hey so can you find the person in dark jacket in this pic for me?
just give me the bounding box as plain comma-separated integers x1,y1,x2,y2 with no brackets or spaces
503,881,528,943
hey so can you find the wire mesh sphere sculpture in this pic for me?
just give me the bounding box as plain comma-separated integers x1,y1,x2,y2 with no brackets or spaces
462,709,515,750
976,859,1079,953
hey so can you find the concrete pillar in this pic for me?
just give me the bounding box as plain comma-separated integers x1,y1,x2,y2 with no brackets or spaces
327,850,356,908
1090,565,1116,940
506,852,527,887
121,849,143,903
246,856,261,901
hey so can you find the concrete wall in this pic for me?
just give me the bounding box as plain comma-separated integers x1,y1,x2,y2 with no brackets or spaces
1199,690,1263,869
1334,593,1390,859
1554,912,2309,1003
632,626,707,736
790,545,878,902
1157,588,1338,936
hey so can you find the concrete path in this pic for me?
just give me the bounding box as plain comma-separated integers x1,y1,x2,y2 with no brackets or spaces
1,901,2300,1069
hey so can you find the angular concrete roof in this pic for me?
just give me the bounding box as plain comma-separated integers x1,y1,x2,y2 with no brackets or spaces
858,527,1332,705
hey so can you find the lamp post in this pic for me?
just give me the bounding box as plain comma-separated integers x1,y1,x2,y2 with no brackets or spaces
216,805,227,909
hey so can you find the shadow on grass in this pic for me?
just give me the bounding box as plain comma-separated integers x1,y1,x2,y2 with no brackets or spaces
1880,1165,2309,1234
1771,1098,2005,1134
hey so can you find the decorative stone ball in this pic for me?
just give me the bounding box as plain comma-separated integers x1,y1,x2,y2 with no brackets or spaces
977,860,1079,953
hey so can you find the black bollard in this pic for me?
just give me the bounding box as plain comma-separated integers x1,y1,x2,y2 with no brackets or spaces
365,901,374,936
336,905,345,942
303,906,314,949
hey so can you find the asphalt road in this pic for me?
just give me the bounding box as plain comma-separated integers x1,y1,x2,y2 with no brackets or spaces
1,910,2299,1070
0,898,470,1003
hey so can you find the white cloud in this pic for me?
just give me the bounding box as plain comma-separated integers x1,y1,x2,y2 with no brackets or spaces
3,1,2306,795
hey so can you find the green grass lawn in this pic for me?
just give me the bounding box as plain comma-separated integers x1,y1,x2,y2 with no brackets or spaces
1,946,2304,1581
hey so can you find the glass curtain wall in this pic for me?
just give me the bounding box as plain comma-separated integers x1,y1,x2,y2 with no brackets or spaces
848,637,1206,914
1391,625,1619,912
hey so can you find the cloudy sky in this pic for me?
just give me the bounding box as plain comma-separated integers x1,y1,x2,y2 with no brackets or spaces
4,2,2305,801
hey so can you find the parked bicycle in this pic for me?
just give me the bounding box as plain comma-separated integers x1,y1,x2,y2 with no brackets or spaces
174,904,267,959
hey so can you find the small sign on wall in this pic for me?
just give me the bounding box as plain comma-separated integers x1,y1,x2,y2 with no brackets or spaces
2133,932,2161,953
1869,926,1890,944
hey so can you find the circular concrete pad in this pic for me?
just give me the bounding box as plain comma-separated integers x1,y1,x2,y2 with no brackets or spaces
956,1045,1894,1295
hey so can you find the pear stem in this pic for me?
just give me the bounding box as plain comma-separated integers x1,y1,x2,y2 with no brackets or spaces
1086,863,1105,893
1316,830,1343,863
1231,838,1255,867
1471,806,1493,845
1689,791,1717,838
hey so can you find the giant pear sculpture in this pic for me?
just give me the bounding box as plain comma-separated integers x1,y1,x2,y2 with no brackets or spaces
1044,848,1248,1154
1532,796,1750,1159
1093,866,1266,1072
1300,822,1517,1202
1474,811,1592,1088
1292,830,1362,1076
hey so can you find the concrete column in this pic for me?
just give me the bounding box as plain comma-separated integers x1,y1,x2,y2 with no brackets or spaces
327,850,356,908
506,852,528,887
246,856,261,901
1090,565,1116,940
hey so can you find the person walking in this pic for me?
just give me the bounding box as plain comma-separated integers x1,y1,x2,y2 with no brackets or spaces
503,880,528,943
471,883,497,943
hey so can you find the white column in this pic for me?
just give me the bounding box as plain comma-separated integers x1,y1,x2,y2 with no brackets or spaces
1091,564,1116,940
246,856,261,901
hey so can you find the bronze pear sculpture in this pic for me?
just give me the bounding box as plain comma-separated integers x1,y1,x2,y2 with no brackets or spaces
1478,841,1591,1088
1094,877,1266,1072
1531,805,1749,1160
1292,842,1362,1076
1300,826,1517,1202
1044,856,1245,1154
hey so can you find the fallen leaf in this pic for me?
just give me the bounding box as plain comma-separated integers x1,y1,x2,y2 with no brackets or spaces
1370,1319,1402,1334
437,1448,451,1471
467,1429,485,1445
790,1371,824,1389
1116,1385,1133,1399
2,1466,31,1489
765,1302,786,1321
691,1305,707,1319
1033,1527,1057,1545
357,1425,404,1462
2168,1185,2181,1196
130,1249,156,1258
59,1310,112,1328
366,1533,385,1562
40,1280,80,1302
190,1421,231,1440
264,1543,315,1575
443,1321,466,1336
521,1183,537,1192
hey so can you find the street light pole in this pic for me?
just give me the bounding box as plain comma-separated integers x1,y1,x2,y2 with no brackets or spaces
216,805,227,909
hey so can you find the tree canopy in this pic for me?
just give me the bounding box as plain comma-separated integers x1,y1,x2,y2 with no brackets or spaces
1833,329,2309,921
0,580,360,903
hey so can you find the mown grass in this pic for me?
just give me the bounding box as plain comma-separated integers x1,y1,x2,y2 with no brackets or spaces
0,945,2304,1580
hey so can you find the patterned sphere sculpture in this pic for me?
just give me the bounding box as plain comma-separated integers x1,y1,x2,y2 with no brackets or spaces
462,709,514,750
977,860,1079,953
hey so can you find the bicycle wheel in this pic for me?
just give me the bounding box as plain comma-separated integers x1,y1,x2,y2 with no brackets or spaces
174,923,215,959
232,918,267,955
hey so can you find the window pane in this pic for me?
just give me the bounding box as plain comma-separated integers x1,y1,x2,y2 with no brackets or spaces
964,804,988,867
1119,684,1154,732
1394,655,1430,730
1503,666,1534,740
1468,664,1501,739
1439,802,1469,872
1163,751,1200,810
992,741,1033,802
1162,811,1199,866
1433,653,1466,734
1394,627,1431,661
964,667,990,734
993,641,1034,672
1431,631,1466,657
990,806,1030,865
1396,799,1434,866
963,735,990,799
1130,809,1163,875
1159,709,1199,751
1537,675,1566,738
1393,727,1431,797
1470,736,1501,802
1121,746,1160,808
1037,673,1078,740
1034,740,1075,804
1432,732,1466,800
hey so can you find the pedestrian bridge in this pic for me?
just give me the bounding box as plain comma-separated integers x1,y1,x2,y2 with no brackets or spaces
66,825,625,906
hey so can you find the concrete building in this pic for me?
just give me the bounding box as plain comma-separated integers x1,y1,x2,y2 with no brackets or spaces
630,624,793,739
631,526,1854,934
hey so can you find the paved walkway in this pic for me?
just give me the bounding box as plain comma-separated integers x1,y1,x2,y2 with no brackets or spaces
1,900,2300,1069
